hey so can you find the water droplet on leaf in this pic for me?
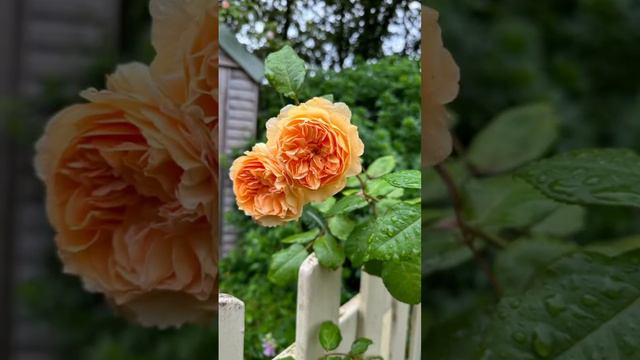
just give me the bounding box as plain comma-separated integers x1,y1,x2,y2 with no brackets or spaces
544,294,566,317
581,294,598,307
512,331,526,344
509,299,521,309
584,176,600,186
532,327,553,358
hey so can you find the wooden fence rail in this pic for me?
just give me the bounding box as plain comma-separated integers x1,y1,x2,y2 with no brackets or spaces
220,254,420,360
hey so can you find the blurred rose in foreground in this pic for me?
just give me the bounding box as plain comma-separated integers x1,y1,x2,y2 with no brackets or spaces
34,0,218,328
150,0,218,126
422,6,460,166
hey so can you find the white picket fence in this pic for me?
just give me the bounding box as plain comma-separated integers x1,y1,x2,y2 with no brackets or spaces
219,254,421,360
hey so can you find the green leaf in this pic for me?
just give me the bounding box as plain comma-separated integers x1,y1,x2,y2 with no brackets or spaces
517,148,640,208
424,292,494,360
313,197,337,214
264,45,306,100
328,215,355,241
383,170,421,189
366,178,395,197
369,202,421,261
345,176,360,188
388,188,405,198
480,250,640,359
424,229,477,275
468,103,559,174
363,260,383,276
320,94,334,101
268,244,308,285
319,321,342,351
463,176,563,233
350,338,373,355
375,198,402,216
313,235,345,269
495,238,577,295
587,235,640,257
382,257,421,304
366,155,396,178
342,189,360,196
327,194,368,216
282,228,321,244
530,205,585,237
345,220,374,267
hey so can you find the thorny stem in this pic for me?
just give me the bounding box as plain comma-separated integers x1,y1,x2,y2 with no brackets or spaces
356,174,377,217
434,164,503,297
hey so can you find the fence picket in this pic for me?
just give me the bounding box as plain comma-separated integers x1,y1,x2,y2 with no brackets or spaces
358,272,393,358
389,299,410,360
408,305,421,360
219,294,245,360
336,295,359,353
294,254,342,359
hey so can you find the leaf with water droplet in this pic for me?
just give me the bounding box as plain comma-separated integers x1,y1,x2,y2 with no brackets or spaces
580,294,599,307
512,331,527,344
495,237,577,295
517,148,640,208
367,202,420,262
381,257,420,304
532,326,553,358
544,294,566,317
463,176,579,236
479,249,640,359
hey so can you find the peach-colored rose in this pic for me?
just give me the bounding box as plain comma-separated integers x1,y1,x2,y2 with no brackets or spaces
423,6,460,166
150,0,218,127
35,63,217,328
265,97,364,202
229,143,305,226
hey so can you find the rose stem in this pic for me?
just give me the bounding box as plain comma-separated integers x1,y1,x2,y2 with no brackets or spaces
434,163,502,297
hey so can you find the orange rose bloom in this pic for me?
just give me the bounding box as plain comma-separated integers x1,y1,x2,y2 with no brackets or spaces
423,6,460,166
229,144,305,226
265,97,364,202
35,64,217,328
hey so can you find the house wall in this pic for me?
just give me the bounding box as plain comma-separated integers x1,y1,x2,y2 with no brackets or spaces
219,49,259,256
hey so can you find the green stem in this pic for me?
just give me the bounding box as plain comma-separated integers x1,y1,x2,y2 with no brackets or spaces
303,206,331,236
356,174,377,217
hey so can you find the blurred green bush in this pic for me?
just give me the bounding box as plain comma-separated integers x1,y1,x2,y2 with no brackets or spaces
431,0,640,151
